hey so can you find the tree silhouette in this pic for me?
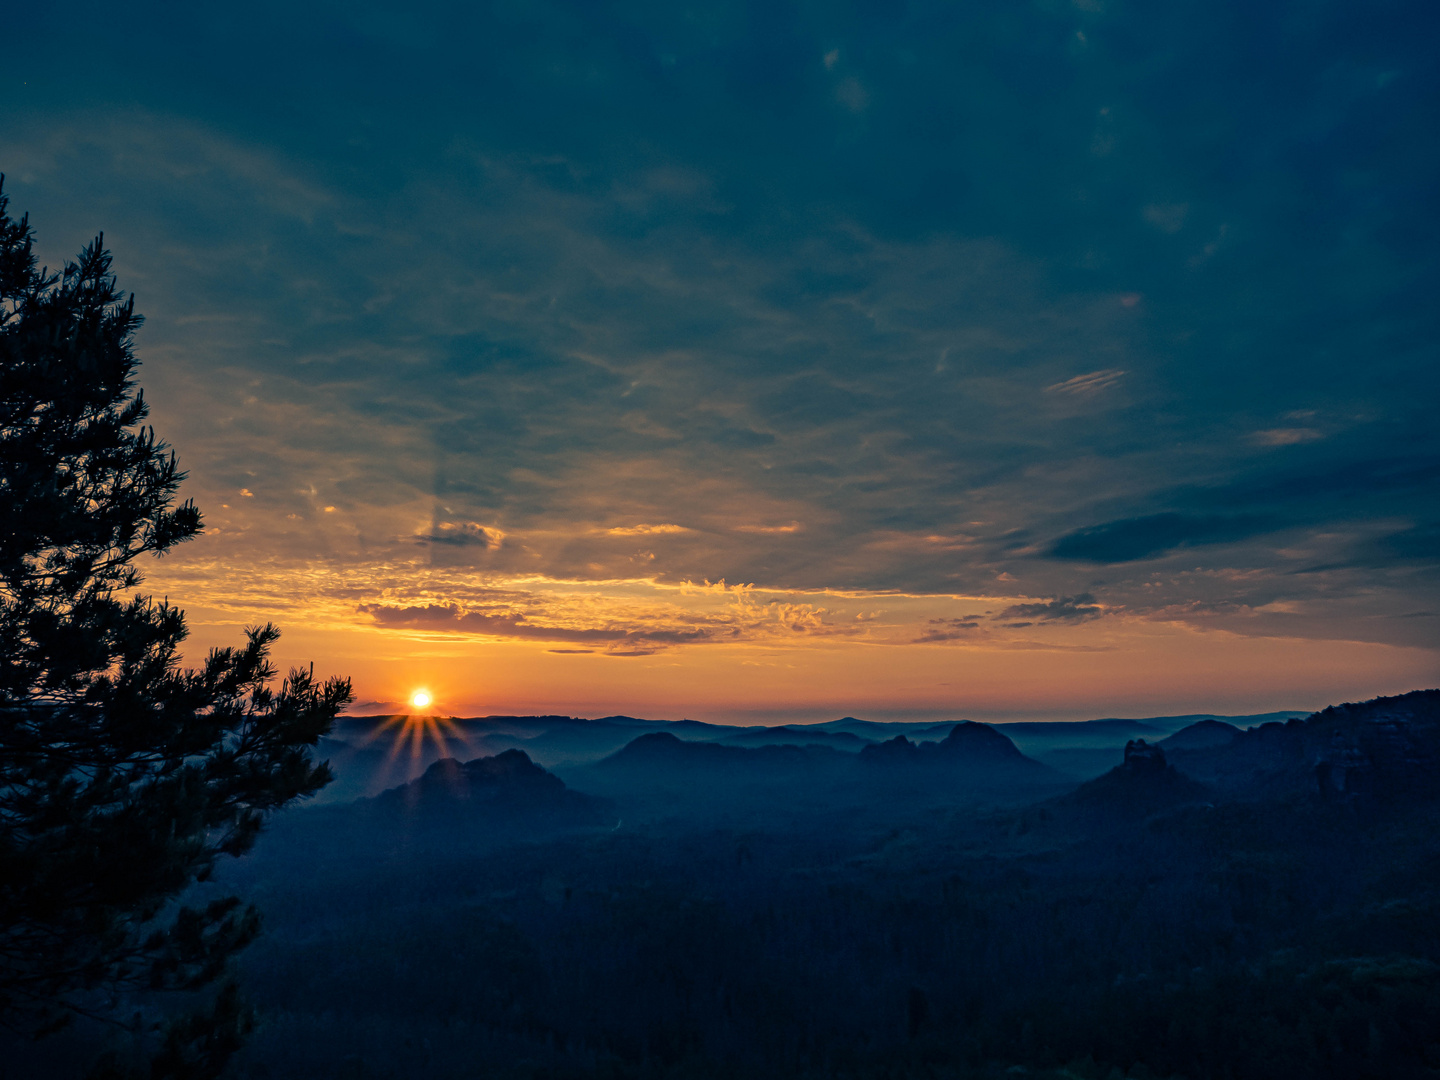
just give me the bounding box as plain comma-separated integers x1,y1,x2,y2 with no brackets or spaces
0,177,351,1071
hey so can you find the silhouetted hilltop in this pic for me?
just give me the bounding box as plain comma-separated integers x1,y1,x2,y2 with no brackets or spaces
996,714,1309,778
720,726,871,750
807,717,959,741
861,721,1024,762
1302,689,1440,799
861,734,922,764
603,730,734,768
1063,739,1210,814
998,719,1164,740
320,710,1319,797
599,731,840,775
1159,719,1241,751
859,722,1061,789
1166,689,1440,800
1078,711,1308,733
367,749,608,824
938,720,1032,760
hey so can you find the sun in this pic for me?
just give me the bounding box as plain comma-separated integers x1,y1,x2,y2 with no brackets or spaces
365,693,469,766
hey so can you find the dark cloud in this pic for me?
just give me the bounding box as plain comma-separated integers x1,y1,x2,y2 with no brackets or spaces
1288,524,1440,574
914,617,980,643
1202,456,1440,512
1358,525,1440,565
1050,515,1281,564
358,604,717,649
417,523,504,548
996,595,1103,623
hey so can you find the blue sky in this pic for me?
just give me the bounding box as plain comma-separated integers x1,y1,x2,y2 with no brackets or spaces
3,0,1437,718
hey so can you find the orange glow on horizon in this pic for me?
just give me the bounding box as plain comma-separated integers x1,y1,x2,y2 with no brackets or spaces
148,559,1440,726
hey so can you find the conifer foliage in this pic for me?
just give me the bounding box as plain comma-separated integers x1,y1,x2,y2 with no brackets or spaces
0,178,352,1059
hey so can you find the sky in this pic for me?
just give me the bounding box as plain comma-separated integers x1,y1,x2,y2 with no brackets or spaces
3,0,1438,722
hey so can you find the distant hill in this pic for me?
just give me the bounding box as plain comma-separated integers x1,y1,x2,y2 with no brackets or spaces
575,724,1068,816
316,707,1318,805
720,726,872,750
1083,711,1311,733
365,749,610,826
597,731,843,776
1167,689,1440,801
997,719,1165,739
1159,719,1240,751
1000,714,1307,778
859,722,1063,785
1061,739,1210,816
257,750,612,870
801,717,962,741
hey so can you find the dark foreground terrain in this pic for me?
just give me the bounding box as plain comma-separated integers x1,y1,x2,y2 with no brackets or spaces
24,693,1440,1079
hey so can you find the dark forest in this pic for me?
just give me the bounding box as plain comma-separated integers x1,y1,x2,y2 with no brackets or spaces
14,691,1440,1079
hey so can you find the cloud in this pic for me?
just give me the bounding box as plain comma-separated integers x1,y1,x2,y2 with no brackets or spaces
1142,203,1189,233
1044,369,1125,396
1050,514,1281,563
605,523,690,536
996,594,1103,622
359,603,719,649
6,0,1437,660
1250,428,1322,447
914,617,980,643
835,77,869,113
1290,524,1440,573
421,522,505,548
734,522,802,534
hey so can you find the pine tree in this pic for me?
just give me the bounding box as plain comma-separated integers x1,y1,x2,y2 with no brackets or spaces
0,176,352,1066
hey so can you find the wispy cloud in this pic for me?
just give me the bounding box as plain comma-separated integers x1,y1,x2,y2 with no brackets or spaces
605,523,691,536
359,603,722,651
734,522,803,534
1045,369,1126,396
1250,428,1323,447
1051,514,1281,563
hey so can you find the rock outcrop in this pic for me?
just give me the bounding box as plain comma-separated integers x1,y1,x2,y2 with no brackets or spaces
1164,690,1440,801
857,722,1060,791
860,722,1035,765
1064,739,1209,815
1306,690,1440,800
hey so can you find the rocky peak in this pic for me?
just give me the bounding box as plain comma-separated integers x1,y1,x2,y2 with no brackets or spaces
859,735,920,764
938,721,1026,760
1122,739,1167,773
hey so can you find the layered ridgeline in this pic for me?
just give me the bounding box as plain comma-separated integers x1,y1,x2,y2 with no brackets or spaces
1023,689,1440,831
312,707,1311,803
573,721,1071,814
206,688,1440,1080
295,691,1440,828
19,688,1432,1080
1161,688,1440,800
